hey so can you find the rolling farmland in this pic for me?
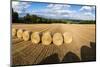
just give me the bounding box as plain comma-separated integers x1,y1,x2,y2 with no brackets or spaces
12,24,96,65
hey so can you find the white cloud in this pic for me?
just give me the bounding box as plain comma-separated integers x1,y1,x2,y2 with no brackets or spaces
12,1,31,13
84,12,93,16
77,5,95,20
80,6,91,11
46,4,71,10
57,10,76,14
31,8,74,19
80,6,95,12
64,10,95,20
32,9,95,20
46,4,54,8
12,1,19,8
31,5,95,20
33,4,72,16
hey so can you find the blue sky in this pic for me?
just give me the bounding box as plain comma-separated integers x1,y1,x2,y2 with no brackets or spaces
12,1,96,20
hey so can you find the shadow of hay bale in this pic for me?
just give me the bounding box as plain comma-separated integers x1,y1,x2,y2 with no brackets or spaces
39,53,60,64
62,42,96,63
62,52,80,63
81,42,96,61
38,42,96,64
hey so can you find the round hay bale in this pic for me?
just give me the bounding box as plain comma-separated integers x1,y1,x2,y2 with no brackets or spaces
12,28,17,37
42,32,52,45
53,33,63,46
63,32,72,44
17,29,23,39
22,31,31,41
31,32,40,44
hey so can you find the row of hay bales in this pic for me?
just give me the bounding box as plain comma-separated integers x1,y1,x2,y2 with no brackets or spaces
12,28,73,46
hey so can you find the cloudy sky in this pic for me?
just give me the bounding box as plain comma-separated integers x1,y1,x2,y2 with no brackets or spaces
12,1,96,20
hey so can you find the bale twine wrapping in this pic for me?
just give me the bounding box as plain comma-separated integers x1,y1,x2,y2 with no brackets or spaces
31,32,40,44
63,32,73,44
12,28,17,37
17,29,23,39
22,31,31,41
42,32,52,45
53,33,63,46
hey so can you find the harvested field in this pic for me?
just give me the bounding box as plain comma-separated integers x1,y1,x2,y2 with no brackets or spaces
12,24,96,65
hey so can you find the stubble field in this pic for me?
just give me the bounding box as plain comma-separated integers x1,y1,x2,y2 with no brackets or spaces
12,24,96,65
